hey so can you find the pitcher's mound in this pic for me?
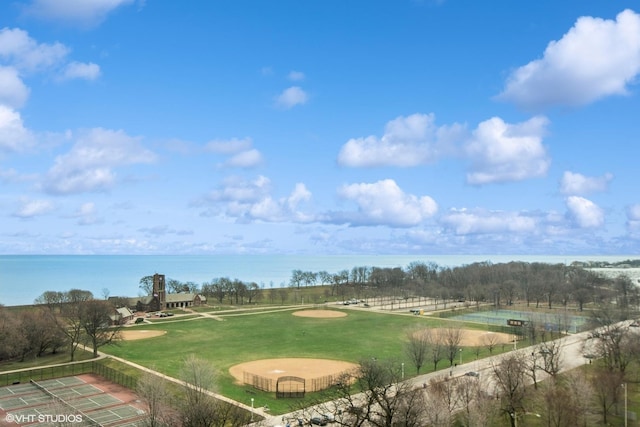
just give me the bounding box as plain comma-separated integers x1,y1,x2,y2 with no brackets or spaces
293,309,347,318
230,358,357,392
119,330,167,341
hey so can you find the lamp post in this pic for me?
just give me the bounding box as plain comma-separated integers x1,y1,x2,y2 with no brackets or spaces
622,383,628,427
459,348,463,365
251,398,254,421
401,362,405,380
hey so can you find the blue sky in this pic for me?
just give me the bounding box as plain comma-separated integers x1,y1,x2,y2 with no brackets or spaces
1,0,640,255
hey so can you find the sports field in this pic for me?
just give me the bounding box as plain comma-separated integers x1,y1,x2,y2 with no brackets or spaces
103,306,515,413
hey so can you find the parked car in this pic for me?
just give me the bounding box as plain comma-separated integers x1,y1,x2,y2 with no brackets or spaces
310,416,327,426
322,414,335,423
464,371,480,377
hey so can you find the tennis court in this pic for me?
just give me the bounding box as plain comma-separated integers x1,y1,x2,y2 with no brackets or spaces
450,308,589,333
0,373,148,426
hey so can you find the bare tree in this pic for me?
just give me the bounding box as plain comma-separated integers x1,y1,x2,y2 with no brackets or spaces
137,371,174,427
179,355,218,427
443,327,464,367
81,299,121,358
405,328,430,374
491,352,528,427
277,288,289,304
456,375,497,427
429,374,459,421
481,333,500,355
323,358,415,427
537,340,563,379
590,367,623,425
139,276,154,295
589,305,634,373
429,329,445,371
18,308,64,360
40,289,93,361
0,305,26,361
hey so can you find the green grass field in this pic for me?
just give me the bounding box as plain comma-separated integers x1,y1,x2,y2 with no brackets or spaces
102,307,507,413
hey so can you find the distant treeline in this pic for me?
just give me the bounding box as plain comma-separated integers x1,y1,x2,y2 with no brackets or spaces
572,259,640,268
136,260,640,312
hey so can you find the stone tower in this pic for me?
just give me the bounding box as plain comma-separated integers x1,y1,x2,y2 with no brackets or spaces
152,273,166,309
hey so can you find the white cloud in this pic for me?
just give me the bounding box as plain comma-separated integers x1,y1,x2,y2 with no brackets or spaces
440,208,537,235
13,198,54,218
22,0,137,27
331,179,438,227
464,116,550,184
225,149,263,168
559,171,613,195
498,9,640,110
205,137,253,154
0,28,101,84
626,204,640,234
0,105,35,153
43,128,156,194
566,196,605,228
275,86,308,109
207,175,271,203
59,61,101,81
205,176,313,223
338,113,464,167
205,138,264,168
0,28,69,73
73,202,102,225
0,66,30,108
287,71,305,81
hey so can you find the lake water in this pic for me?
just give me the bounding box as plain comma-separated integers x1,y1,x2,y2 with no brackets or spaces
0,254,637,307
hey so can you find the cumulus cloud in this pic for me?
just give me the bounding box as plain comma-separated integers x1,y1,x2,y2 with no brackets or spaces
205,137,263,168
0,28,69,73
0,66,30,109
0,28,101,86
13,198,54,218
275,86,308,109
59,61,101,81
498,9,640,110
22,0,137,27
464,116,550,185
559,171,613,195
329,179,438,227
440,208,537,235
338,113,464,167
207,175,271,204
566,196,605,228
204,175,313,223
0,105,35,153
224,149,263,168
43,128,156,194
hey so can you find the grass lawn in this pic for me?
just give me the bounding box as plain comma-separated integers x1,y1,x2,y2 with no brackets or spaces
102,308,508,413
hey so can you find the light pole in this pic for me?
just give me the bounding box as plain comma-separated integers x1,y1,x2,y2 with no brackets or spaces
251,398,254,421
622,383,628,427
459,348,463,365
401,362,405,380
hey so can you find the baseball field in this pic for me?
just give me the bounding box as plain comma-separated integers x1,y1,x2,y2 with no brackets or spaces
105,306,515,413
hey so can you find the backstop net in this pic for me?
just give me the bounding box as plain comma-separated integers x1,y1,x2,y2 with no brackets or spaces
275,376,305,398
